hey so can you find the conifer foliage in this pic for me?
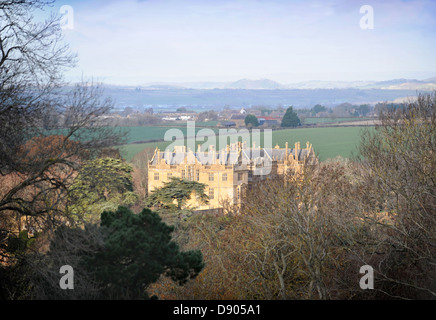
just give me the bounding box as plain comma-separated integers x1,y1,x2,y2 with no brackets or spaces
281,106,301,127
85,206,204,299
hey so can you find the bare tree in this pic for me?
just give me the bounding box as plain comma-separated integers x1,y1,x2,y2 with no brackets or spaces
358,91,436,299
238,157,379,300
26,224,105,300
0,0,75,170
0,1,124,261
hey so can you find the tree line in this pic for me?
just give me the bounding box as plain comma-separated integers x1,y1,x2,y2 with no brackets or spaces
0,1,434,300
0,0,203,299
147,93,435,299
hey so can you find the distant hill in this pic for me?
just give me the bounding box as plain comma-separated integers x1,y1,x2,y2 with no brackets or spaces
100,86,423,109
423,77,436,83
286,80,374,89
286,77,436,90
142,84,187,90
378,82,436,90
131,76,436,90
90,76,436,110
375,78,422,85
372,78,436,90
224,78,286,90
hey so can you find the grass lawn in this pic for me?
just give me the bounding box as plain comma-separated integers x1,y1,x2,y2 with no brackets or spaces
119,126,373,162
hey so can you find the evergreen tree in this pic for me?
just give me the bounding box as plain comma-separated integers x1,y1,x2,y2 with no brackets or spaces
281,106,301,127
244,114,259,127
82,206,204,299
68,158,138,222
311,104,327,115
146,177,209,212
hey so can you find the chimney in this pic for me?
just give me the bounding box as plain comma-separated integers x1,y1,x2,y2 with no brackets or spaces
295,142,299,161
210,145,216,164
166,149,171,164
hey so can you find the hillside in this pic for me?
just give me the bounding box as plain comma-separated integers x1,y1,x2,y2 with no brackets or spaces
102,86,424,110
224,78,286,90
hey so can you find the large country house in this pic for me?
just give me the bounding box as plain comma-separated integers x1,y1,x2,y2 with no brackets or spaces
148,141,316,211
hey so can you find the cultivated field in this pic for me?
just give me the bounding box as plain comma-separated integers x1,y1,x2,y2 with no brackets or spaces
119,125,372,162
123,125,220,144
302,117,372,125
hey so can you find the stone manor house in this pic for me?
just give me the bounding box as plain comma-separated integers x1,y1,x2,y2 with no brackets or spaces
148,141,316,211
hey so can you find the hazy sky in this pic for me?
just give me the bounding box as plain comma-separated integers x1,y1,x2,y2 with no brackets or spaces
46,0,436,85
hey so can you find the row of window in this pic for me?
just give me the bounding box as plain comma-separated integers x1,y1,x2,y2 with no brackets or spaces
208,187,241,201
152,173,243,202
153,171,246,181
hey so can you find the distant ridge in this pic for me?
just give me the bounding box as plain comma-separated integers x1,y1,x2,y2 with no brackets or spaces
130,76,436,90
285,80,373,89
423,77,436,83
224,78,286,89
286,78,436,90
142,84,187,90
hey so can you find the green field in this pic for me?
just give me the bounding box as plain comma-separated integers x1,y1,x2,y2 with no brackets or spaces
302,117,372,125
121,125,220,144
270,127,370,161
119,126,372,162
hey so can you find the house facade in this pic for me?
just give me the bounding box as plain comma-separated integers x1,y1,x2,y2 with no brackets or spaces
148,141,316,210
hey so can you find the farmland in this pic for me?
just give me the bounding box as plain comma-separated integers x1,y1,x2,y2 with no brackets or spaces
122,125,220,144
301,117,372,125
119,125,372,162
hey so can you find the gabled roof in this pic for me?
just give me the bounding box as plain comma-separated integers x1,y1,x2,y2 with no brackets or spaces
150,145,312,166
149,149,241,166
244,148,311,162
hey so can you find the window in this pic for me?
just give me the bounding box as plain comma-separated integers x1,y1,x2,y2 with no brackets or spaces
154,172,159,181
222,173,227,182
167,172,172,180
181,169,185,179
238,172,244,181
195,169,200,181
209,173,214,181
209,188,214,200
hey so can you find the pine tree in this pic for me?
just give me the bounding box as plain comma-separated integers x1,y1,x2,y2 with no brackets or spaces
82,206,204,299
281,106,301,127
244,114,259,127
145,177,209,212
